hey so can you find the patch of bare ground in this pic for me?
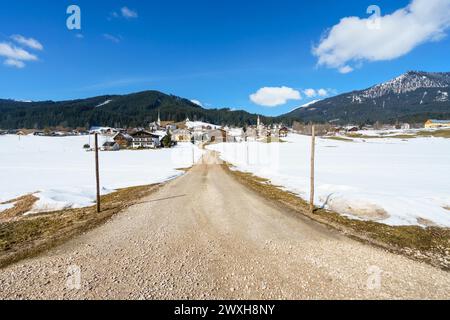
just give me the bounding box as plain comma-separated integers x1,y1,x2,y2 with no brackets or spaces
0,194,38,222
0,184,162,269
223,163,450,271
323,136,354,142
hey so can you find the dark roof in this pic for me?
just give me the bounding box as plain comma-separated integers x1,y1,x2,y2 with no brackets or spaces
131,130,160,138
103,142,117,147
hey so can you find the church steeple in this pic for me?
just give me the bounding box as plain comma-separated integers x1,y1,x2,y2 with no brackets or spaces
157,110,161,127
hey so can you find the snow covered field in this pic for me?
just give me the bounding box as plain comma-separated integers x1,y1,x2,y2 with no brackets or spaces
208,135,450,227
0,135,202,213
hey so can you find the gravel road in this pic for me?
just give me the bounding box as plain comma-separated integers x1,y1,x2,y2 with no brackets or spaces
0,152,449,299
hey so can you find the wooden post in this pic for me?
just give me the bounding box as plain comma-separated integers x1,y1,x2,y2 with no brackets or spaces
94,133,101,213
310,125,316,213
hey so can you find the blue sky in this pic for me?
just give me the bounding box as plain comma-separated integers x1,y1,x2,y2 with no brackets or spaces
1,0,449,116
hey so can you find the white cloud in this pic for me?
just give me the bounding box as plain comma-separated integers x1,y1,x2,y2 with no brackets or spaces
0,42,39,68
190,99,203,107
10,35,43,51
4,59,25,69
121,7,138,19
103,34,122,43
313,0,450,73
0,43,38,61
303,89,317,98
317,88,329,97
250,86,301,107
338,66,354,74
303,88,331,98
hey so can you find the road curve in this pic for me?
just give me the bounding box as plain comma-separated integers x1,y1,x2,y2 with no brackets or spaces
0,152,449,299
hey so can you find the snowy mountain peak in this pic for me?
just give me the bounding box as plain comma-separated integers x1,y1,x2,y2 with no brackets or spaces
360,71,450,99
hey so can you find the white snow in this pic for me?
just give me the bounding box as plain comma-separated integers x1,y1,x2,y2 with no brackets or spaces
0,135,203,214
208,134,450,227
186,121,221,130
95,100,112,108
0,203,14,213
290,100,322,112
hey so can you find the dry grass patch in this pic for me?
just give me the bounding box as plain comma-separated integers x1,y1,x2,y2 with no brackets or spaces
223,164,450,270
0,195,38,222
324,136,354,142
0,184,162,269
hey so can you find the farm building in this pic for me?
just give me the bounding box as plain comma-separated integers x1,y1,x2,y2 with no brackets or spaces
172,129,192,142
425,119,450,129
279,127,289,138
207,129,227,143
102,142,120,151
226,128,245,142
131,130,161,149
113,132,132,148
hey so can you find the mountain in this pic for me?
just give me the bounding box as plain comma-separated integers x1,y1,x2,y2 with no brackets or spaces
281,71,450,124
0,91,268,130
2,71,450,129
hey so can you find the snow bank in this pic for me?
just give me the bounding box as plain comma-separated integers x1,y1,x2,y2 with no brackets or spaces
0,203,14,213
0,135,202,213
208,135,450,227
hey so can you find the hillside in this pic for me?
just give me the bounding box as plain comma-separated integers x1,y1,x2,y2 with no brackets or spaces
0,91,268,129
282,71,450,124
2,71,450,129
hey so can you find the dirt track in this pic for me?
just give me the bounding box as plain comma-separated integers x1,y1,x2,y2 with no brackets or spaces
0,152,449,299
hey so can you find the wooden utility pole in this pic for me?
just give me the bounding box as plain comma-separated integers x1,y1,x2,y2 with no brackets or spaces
94,133,101,213
310,125,316,213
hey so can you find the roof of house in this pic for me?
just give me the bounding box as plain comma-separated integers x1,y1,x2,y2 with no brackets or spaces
103,142,117,147
131,130,159,138
112,132,132,140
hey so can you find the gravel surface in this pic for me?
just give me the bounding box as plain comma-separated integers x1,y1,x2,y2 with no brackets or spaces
0,152,449,300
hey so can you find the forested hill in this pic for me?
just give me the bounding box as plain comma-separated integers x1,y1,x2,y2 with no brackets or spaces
282,71,450,124
0,91,269,129
3,72,450,130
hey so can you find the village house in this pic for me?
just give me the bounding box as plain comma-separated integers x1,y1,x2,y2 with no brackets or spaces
131,130,162,149
89,126,119,136
401,123,411,130
226,128,245,143
207,129,227,143
101,141,120,152
172,129,192,142
113,132,133,149
425,119,450,129
245,127,258,141
279,127,289,138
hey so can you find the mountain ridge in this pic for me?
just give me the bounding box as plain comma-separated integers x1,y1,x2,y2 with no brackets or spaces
282,71,450,124
1,71,450,129
0,90,268,130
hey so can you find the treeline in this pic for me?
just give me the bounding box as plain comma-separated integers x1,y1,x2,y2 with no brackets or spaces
0,91,275,130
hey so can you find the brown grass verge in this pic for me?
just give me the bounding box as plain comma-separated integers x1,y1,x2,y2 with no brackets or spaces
223,164,450,271
345,129,450,140
323,136,354,142
0,195,39,222
0,184,162,269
